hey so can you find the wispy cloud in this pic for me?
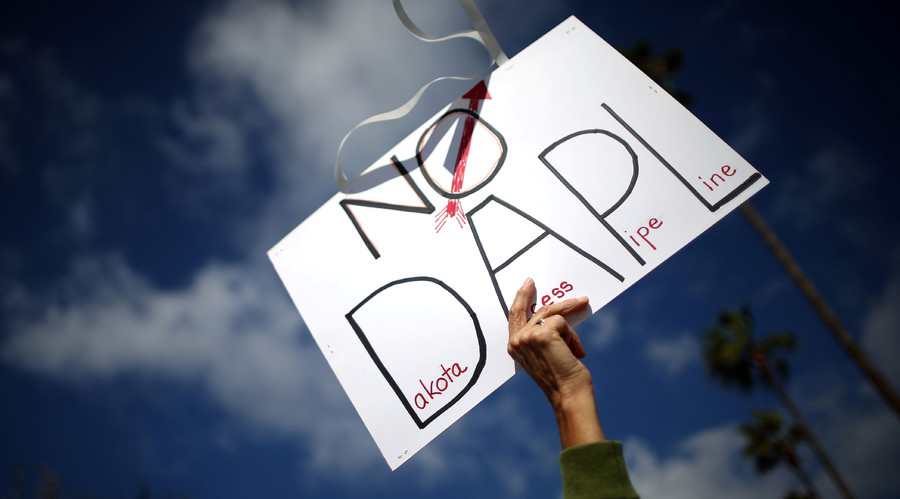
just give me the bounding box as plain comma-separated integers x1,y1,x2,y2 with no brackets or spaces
771,144,869,230
1,252,389,476
645,332,699,376
0,251,573,494
0,0,569,494
789,372,900,498
818,405,900,498
627,424,794,498
164,0,499,255
862,247,900,387
11,1,895,497
583,307,621,349
627,380,900,498
0,40,103,244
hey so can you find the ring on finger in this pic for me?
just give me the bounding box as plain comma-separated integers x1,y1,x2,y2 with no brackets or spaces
536,318,545,325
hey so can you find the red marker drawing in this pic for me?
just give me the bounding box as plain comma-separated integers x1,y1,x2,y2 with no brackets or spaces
435,81,491,233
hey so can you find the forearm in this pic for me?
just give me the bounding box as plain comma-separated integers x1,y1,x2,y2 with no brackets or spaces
552,382,605,449
555,386,639,498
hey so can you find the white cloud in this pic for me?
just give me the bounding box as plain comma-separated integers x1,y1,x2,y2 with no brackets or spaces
645,332,699,375
624,398,900,499
725,112,768,158
181,0,486,182
626,424,795,499
819,405,900,498
142,2,900,496
0,40,117,254
23,3,899,498
418,391,562,495
0,250,574,493
0,3,571,493
161,0,497,252
724,72,775,157
624,373,900,499
157,97,257,175
772,145,868,229
583,307,620,349
1,253,382,477
789,373,900,499
862,248,900,387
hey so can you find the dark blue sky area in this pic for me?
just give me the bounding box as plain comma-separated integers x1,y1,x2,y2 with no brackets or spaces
2,1,899,498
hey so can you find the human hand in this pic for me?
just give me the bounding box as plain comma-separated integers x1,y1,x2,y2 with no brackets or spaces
507,277,593,409
508,277,604,447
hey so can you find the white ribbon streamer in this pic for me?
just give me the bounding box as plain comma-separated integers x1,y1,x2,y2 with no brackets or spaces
334,0,509,192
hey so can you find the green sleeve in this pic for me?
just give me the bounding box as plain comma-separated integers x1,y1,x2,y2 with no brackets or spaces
559,441,640,499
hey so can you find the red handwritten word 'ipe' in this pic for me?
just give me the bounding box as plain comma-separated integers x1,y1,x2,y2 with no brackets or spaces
414,363,469,410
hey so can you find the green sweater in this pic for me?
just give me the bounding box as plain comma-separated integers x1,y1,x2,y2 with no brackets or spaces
559,441,640,498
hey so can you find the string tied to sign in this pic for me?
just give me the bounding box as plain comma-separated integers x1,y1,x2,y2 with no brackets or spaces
334,0,509,192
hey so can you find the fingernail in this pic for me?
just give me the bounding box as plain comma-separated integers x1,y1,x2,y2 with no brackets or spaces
523,277,533,286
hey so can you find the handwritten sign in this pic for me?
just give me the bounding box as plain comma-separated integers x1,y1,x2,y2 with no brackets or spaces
269,16,767,469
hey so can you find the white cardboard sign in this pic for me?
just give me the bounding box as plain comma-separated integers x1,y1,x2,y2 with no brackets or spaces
269,16,767,469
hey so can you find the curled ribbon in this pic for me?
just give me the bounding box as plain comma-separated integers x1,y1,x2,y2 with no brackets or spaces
334,0,509,192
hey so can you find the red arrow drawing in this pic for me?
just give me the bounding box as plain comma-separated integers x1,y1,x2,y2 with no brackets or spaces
435,81,491,233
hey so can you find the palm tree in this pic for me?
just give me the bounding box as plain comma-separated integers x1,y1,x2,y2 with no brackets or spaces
702,307,855,498
739,202,900,420
36,467,60,499
621,38,900,423
785,490,817,499
740,408,818,498
619,40,693,107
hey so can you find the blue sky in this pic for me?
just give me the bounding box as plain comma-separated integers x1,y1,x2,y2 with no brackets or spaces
2,0,899,497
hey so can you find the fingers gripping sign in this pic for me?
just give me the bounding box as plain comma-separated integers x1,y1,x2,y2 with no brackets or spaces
507,278,593,405
507,277,607,450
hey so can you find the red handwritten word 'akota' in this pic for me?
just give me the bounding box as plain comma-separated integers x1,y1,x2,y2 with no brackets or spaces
414,363,470,409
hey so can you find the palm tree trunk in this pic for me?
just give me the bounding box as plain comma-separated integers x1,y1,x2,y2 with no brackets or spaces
794,466,820,499
755,357,855,498
784,447,820,499
740,202,900,420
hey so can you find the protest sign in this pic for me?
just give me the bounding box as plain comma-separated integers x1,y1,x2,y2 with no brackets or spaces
269,15,767,469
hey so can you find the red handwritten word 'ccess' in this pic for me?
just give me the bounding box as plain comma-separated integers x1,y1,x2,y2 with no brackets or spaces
414,363,469,410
